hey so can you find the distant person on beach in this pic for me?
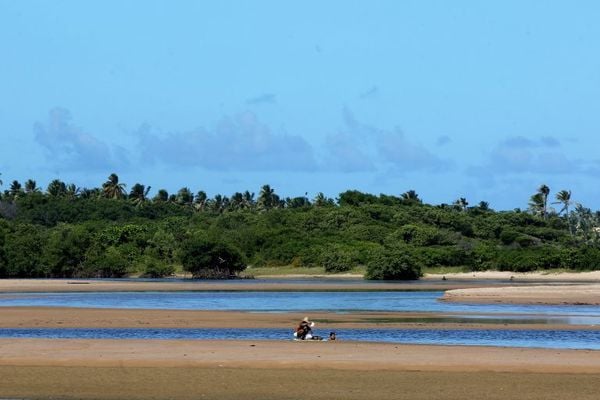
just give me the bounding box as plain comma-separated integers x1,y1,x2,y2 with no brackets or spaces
296,316,314,340
329,332,336,341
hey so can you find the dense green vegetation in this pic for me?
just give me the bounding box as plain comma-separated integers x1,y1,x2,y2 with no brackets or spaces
1,174,599,279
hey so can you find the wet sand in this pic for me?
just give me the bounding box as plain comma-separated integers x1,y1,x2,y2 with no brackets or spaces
0,339,599,399
443,284,600,305
2,307,599,330
0,278,498,292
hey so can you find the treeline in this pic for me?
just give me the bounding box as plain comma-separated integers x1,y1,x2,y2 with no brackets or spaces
1,173,600,280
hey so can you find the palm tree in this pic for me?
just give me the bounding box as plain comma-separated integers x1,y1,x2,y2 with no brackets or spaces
477,201,490,211
153,189,169,202
401,190,422,204
65,183,80,199
242,191,255,209
47,179,67,197
210,194,227,213
553,190,573,235
528,192,545,217
80,187,101,199
175,187,194,206
230,192,244,210
24,179,40,194
0,172,3,187
314,192,328,207
9,180,22,197
453,197,469,212
257,184,279,210
102,173,126,199
538,184,550,219
573,203,594,241
193,190,207,211
129,183,151,206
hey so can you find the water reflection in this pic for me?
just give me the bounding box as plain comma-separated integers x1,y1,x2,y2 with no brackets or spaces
1,327,599,350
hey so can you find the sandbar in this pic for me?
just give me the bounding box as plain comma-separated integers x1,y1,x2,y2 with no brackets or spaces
0,339,599,399
443,284,600,305
1,307,599,330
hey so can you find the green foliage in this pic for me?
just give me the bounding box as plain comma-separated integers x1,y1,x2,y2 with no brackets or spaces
365,247,423,280
3,224,48,277
83,245,131,277
0,178,597,279
319,244,359,273
43,223,92,277
181,236,246,278
138,256,176,278
494,247,563,272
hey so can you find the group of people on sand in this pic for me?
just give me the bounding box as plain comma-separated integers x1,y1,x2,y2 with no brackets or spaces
295,317,336,341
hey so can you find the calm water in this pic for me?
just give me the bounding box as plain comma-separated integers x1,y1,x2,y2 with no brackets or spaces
1,327,599,350
1,291,599,321
3,290,600,349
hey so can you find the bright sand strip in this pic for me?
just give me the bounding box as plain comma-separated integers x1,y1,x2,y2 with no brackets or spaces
2,307,600,331
443,284,600,305
0,339,599,400
0,278,496,292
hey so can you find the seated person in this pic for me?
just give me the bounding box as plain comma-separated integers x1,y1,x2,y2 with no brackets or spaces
295,317,314,340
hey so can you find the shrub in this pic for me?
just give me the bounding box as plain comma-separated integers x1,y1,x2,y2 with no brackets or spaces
142,258,176,278
320,244,357,273
181,236,246,278
500,229,519,245
365,247,423,280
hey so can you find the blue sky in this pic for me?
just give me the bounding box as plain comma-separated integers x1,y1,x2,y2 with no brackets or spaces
1,1,599,210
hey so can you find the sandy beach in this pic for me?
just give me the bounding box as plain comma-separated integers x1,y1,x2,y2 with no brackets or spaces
0,278,499,293
1,307,599,331
0,339,599,399
442,284,600,305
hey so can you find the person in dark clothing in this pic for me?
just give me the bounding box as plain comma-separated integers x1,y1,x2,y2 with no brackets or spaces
296,317,314,340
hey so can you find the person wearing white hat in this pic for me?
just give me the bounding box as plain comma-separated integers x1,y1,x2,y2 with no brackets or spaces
295,316,314,340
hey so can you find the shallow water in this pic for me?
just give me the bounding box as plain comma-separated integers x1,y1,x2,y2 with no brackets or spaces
1,291,599,322
1,327,599,350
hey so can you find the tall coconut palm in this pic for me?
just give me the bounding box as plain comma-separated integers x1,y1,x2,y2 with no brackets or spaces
175,187,194,206
230,192,244,210
65,183,80,199
153,189,169,202
193,190,207,211
538,184,550,219
453,197,469,212
9,180,22,197
553,190,573,235
0,172,3,187
129,183,151,207
314,192,327,207
47,179,67,197
257,184,279,210
401,190,422,204
102,173,126,199
210,194,227,213
24,179,40,194
242,190,255,209
80,187,101,199
528,192,545,217
477,201,490,211
573,203,594,241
